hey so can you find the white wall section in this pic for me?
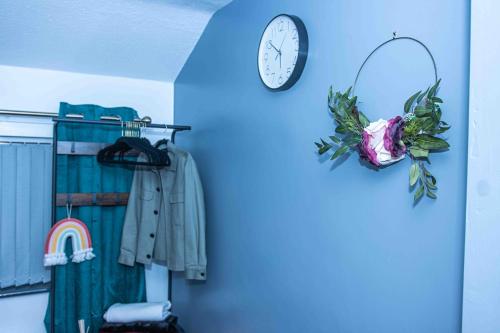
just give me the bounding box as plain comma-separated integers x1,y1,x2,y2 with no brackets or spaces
0,293,48,333
0,64,174,138
0,0,232,81
462,0,500,332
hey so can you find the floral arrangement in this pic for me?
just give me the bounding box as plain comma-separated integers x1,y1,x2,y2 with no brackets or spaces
315,79,450,203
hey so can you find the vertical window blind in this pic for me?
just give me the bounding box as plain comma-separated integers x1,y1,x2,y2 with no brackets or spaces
0,143,52,289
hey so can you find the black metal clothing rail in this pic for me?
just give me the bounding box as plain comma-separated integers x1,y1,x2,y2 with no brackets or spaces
49,117,190,333
53,117,191,130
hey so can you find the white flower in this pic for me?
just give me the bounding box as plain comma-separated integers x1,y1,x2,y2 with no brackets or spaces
362,119,406,166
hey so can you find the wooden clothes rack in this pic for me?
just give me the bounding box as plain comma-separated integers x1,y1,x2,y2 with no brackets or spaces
49,116,191,333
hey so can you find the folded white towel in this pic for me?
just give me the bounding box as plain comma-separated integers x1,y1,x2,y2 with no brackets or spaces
103,301,172,323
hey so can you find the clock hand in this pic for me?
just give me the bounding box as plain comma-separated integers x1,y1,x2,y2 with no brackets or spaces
270,41,282,61
269,41,279,53
277,33,287,66
279,32,287,51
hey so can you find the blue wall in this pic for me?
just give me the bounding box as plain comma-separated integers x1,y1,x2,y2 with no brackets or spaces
173,0,470,332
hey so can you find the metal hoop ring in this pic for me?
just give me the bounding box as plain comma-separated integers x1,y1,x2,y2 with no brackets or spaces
352,35,438,95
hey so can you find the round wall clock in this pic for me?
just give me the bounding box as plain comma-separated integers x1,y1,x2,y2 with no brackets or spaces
257,14,308,91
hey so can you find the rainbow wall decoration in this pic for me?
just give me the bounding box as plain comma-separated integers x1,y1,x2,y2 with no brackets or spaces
44,218,96,266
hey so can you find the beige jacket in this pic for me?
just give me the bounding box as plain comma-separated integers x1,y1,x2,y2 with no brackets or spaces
118,142,207,280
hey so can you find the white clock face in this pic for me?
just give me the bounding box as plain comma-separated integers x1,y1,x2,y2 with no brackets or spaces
258,15,301,90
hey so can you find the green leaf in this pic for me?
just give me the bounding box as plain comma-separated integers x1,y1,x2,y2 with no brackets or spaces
329,136,341,144
414,184,425,202
435,121,451,134
425,99,435,109
427,79,441,98
415,134,450,150
404,90,421,113
420,163,430,176
318,144,332,155
426,180,437,190
343,135,362,147
358,111,370,127
417,87,430,104
335,126,347,134
314,142,322,149
331,145,350,160
438,128,450,134
410,147,429,158
430,97,443,104
435,126,450,134
344,87,352,98
436,107,442,119
414,106,432,117
409,163,420,186
426,190,437,199
348,96,358,108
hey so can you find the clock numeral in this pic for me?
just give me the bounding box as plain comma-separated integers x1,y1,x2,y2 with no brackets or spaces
292,28,298,40
293,55,297,66
271,72,276,82
278,19,284,32
278,76,284,85
287,67,292,77
264,52,269,62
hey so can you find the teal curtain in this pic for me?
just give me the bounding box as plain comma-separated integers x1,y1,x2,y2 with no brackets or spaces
44,103,146,333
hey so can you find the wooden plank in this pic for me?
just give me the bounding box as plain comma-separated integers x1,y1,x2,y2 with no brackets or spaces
57,141,139,156
56,192,130,207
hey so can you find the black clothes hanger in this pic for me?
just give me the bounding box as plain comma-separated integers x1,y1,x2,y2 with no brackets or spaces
155,127,178,148
97,137,170,167
154,125,181,150
154,138,169,149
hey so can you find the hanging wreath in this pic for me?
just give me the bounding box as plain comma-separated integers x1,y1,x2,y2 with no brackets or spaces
315,37,450,203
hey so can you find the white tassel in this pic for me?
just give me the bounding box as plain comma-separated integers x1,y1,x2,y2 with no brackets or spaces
71,248,96,263
44,253,68,267
44,249,95,266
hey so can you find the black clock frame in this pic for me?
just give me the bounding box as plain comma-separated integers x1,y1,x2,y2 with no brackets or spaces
257,14,309,92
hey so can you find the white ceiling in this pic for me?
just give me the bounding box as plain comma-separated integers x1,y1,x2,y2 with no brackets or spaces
0,0,232,81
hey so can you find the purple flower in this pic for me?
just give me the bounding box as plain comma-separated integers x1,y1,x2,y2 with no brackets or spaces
383,116,406,158
359,130,380,167
358,118,407,167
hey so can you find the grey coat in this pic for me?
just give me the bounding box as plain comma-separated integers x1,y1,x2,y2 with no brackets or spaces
118,142,207,280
